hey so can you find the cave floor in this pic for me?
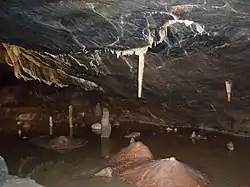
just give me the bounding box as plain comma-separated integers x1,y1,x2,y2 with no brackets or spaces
0,127,250,187
0,82,250,186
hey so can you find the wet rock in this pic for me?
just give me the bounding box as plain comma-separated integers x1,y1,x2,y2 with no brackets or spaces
112,121,120,127
227,141,234,151
124,132,141,139
190,131,207,140
129,138,135,143
191,131,196,139
166,127,173,132
17,157,36,177
29,136,87,153
17,129,28,140
0,156,45,187
16,113,36,135
91,123,101,135
0,156,8,185
79,112,85,117
21,123,31,133
94,167,113,178
91,123,101,130
16,113,36,121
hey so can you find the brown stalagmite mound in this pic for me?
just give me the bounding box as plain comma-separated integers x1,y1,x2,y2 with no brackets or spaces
119,157,210,187
108,141,153,173
107,141,210,187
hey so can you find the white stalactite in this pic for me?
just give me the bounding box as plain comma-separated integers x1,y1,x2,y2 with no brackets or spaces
138,53,145,98
49,116,53,136
114,46,148,98
69,105,73,137
110,16,206,99
225,80,232,102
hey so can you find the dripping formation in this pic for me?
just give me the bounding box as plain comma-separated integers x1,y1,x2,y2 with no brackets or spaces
225,80,232,102
112,46,148,98
111,16,206,98
0,10,206,98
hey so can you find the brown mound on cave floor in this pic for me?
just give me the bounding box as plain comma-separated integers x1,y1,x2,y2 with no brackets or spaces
119,157,210,187
107,141,210,187
109,141,153,173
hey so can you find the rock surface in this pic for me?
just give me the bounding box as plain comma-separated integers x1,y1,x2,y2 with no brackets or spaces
94,167,113,178
0,0,250,133
0,156,45,187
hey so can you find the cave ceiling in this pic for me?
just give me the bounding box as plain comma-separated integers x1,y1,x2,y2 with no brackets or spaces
0,0,250,102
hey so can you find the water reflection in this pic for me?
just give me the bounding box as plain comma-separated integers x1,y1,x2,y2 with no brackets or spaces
0,128,249,187
101,138,112,159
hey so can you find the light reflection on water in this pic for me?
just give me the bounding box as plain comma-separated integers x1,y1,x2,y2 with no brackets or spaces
0,128,250,187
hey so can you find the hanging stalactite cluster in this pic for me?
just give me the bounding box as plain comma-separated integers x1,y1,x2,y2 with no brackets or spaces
2,43,66,86
0,43,103,91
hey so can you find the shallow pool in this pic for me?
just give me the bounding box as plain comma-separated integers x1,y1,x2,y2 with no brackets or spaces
0,128,249,187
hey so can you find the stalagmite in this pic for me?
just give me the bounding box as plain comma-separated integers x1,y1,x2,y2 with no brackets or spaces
18,128,22,137
174,128,178,133
101,107,111,138
227,141,234,151
225,80,232,102
190,131,196,139
91,123,102,135
49,116,53,136
69,105,73,137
